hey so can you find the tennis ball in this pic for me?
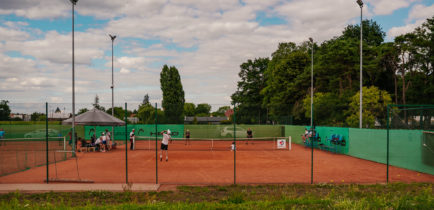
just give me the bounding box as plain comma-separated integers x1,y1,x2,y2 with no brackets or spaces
330,180,334,182
417,173,420,176
342,180,344,182
397,174,401,177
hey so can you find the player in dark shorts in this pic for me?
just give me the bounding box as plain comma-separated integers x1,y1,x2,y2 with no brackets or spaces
246,128,253,144
185,129,190,145
160,130,171,161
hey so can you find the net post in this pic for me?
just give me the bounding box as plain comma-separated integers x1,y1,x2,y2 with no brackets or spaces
289,136,291,151
125,102,128,184
46,102,49,184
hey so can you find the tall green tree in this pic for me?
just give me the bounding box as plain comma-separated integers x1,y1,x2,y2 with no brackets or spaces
184,103,195,116
0,100,11,121
261,42,310,123
195,103,211,117
142,94,150,105
92,95,105,111
231,58,269,123
160,65,185,123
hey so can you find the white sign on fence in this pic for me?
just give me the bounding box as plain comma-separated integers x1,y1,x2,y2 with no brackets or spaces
277,139,286,149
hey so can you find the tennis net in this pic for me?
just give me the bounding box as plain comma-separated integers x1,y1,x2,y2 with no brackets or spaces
134,136,291,151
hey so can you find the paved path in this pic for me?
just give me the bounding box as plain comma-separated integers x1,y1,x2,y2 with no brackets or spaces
0,184,160,193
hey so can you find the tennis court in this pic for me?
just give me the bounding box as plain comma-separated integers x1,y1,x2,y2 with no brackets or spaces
1,140,432,184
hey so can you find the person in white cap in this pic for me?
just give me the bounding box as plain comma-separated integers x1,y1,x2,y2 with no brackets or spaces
160,130,171,161
129,129,135,150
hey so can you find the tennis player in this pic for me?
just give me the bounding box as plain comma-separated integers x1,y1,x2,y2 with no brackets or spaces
129,129,135,150
185,129,190,145
160,130,171,161
246,128,253,144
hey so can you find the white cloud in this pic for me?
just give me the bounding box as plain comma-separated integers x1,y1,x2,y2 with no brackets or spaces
366,0,416,15
120,68,131,74
407,4,434,23
387,3,433,39
2,0,428,108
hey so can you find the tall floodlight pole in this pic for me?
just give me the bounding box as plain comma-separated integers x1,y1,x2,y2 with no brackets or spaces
109,34,116,144
357,0,363,128
70,0,78,152
109,35,116,116
309,37,314,128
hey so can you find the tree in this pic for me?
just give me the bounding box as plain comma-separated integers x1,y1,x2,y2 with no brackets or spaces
302,92,351,126
212,106,230,117
142,94,150,105
346,86,392,128
160,65,185,123
106,107,128,120
231,58,269,123
78,108,88,115
0,100,11,120
342,19,385,46
261,42,310,123
195,103,211,117
137,103,155,124
184,103,195,116
31,112,45,121
92,95,105,111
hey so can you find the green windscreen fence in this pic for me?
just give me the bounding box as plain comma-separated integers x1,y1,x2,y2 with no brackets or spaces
84,124,185,140
284,125,306,144
184,125,283,139
349,128,434,175
348,128,387,164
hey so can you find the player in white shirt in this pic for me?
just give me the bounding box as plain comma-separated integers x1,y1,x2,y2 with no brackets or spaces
130,129,135,150
160,130,171,161
105,129,111,150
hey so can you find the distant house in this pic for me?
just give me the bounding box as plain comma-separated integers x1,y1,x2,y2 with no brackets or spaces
9,113,31,121
128,114,139,124
184,116,228,124
47,107,70,121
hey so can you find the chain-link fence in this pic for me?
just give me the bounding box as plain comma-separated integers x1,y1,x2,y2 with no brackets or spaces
1,103,433,184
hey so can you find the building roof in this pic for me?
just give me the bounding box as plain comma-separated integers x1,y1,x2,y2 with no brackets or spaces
184,116,228,122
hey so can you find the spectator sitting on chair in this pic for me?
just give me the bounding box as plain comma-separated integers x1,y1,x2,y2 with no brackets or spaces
79,137,88,148
94,136,102,151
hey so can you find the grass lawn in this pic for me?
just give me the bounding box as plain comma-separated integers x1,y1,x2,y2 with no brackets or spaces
0,183,432,209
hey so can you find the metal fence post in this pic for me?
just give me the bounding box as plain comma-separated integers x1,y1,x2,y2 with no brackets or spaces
155,103,158,184
386,104,390,184
233,106,236,185
46,102,49,183
125,102,128,184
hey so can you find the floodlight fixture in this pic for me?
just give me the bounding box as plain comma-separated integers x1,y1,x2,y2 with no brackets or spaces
356,0,363,7
70,0,78,5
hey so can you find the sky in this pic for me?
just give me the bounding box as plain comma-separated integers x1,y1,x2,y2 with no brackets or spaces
1,0,433,113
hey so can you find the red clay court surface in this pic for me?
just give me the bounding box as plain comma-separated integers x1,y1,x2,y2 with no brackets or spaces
1,141,433,184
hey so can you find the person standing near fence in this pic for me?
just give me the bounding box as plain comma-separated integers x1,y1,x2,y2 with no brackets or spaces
185,129,190,145
0,128,4,146
129,129,135,150
160,130,171,162
105,129,111,150
246,128,253,144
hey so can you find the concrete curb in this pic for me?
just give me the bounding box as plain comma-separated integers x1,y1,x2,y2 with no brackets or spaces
0,184,160,193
